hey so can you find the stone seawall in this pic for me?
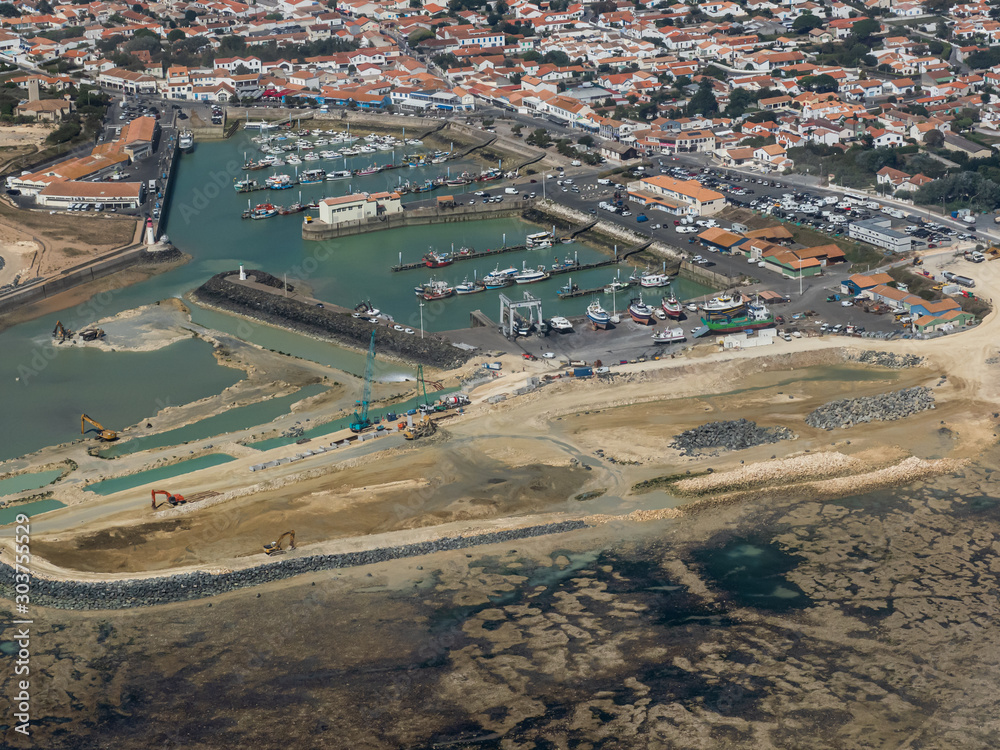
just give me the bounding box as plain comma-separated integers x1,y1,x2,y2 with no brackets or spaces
193,269,473,369
0,521,587,610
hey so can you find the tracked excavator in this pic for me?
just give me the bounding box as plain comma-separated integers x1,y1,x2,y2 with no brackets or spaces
53,321,72,341
263,531,295,555
81,414,118,441
151,489,186,509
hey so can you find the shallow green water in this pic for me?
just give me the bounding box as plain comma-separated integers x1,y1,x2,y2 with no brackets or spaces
84,454,235,496
0,498,66,526
0,338,241,465
97,383,330,459
0,469,63,496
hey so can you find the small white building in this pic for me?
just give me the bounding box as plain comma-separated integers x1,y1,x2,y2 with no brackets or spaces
317,191,402,225
720,329,776,349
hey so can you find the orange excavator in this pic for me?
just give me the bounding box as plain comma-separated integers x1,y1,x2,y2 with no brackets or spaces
81,414,118,441
151,489,186,509
263,531,295,556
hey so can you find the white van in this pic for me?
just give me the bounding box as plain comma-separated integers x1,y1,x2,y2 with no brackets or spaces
504,187,518,194
571,160,582,166
597,178,611,185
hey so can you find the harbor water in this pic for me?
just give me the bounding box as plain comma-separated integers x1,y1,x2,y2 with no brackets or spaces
84,453,236,496
0,130,710,465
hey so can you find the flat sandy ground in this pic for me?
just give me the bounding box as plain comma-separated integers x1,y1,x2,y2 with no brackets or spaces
0,123,53,150
0,196,138,281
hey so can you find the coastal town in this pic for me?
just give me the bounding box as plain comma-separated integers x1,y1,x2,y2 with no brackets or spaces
6,0,1000,748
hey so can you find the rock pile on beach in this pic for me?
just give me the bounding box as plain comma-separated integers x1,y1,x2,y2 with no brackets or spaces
849,351,924,368
670,419,795,456
0,521,586,610
806,386,934,430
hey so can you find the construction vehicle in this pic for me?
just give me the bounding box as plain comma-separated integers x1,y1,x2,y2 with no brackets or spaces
151,489,186,509
350,330,376,433
81,414,118,441
263,531,295,555
80,328,105,341
52,321,72,341
402,414,436,440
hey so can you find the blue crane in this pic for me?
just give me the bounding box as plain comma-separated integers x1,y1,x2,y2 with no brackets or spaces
350,330,377,432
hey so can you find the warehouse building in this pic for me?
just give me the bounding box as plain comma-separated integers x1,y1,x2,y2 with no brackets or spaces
317,191,402,226
848,218,911,253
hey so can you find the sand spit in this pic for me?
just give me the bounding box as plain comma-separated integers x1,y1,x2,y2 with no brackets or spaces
73,298,196,352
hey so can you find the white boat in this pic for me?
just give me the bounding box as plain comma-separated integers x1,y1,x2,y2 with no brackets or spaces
513,265,549,284
652,327,686,344
526,231,554,248
640,272,671,288
586,301,610,330
326,170,352,181
549,316,573,332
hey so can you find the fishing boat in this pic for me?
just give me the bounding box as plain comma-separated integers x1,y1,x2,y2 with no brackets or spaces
513,264,550,284
549,316,573,332
628,294,655,325
278,203,304,215
234,177,259,193
701,292,746,320
356,165,380,176
326,170,351,181
640,272,671,288
424,251,453,268
586,300,611,330
298,169,326,184
482,267,514,289
604,277,630,295
178,130,194,152
419,279,454,300
265,174,293,190
455,278,485,294
661,294,683,320
246,202,278,220
652,327,686,344
243,158,270,171
525,231,554,248
701,301,775,333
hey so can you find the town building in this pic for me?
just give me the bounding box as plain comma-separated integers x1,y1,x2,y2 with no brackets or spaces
848,218,912,253
317,191,402,225
626,176,726,216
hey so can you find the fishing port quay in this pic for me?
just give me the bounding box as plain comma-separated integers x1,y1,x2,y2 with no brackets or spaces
4,91,1000,748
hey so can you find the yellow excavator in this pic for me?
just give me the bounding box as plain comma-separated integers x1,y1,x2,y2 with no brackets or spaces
81,414,118,441
402,414,436,440
263,531,295,556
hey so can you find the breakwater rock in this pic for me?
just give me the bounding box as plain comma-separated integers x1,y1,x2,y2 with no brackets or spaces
0,521,586,610
806,386,934,430
194,270,472,369
671,419,794,456
849,351,924,369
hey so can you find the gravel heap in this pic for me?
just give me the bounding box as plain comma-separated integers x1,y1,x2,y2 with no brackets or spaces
195,270,472,370
670,419,795,456
0,521,586,611
849,351,924,368
805,386,935,430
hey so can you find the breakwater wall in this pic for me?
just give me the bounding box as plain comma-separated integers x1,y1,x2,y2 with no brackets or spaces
302,199,538,240
193,269,473,369
0,521,587,610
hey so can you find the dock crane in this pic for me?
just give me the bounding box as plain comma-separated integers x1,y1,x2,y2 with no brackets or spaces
350,330,376,432
263,531,295,555
414,365,443,408
81,414,118,441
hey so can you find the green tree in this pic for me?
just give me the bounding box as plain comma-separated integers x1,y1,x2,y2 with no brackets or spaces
850,18,880,44
791,14,822,33
801,73,838,93
168,29,185,42
578,134,594,147
686,79,718,117
0,3,19,17
184,9,197,22
924,129,944,148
